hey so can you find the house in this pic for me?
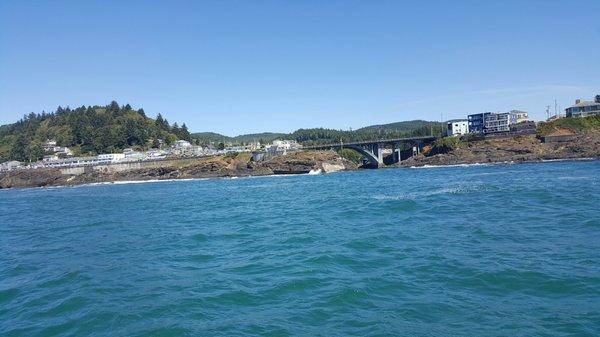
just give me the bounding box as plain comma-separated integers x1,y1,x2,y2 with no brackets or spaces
511,110,529,123
565,97,600,118
42,140,57,152
42,140,73,157
122,149,147,162
43,155,59,162
146,149,167,159
265,140,302,155
171,140,192,149
446,120,468,137
0,161,23,171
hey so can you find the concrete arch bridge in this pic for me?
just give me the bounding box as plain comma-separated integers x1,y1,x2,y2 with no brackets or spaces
304,136,438,167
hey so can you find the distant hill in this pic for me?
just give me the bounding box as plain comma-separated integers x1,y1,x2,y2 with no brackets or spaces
357,120,436,132
190,132,287,145
192,120,445,146
0,101,188,163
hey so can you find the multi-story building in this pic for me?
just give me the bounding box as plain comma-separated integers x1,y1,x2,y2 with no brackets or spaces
446,120,468,137
484,112,517,133
42,139,73,157
565,97,600,118
467,112,491,133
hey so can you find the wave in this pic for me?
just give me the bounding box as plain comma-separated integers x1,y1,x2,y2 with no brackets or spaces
539,157,597,163
77,177,210,188
372,184,490,200
410,157,598,169
410,162,495,169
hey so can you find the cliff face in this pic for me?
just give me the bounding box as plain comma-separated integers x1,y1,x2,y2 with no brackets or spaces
0,151,357,189
398,132,600,167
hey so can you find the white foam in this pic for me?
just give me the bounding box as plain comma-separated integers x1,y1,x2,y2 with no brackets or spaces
409,162,494,169
80,177,209,187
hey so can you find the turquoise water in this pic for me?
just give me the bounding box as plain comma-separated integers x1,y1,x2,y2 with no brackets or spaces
1,160,600,336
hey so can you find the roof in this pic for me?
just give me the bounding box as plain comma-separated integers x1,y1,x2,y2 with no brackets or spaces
570,100,600,108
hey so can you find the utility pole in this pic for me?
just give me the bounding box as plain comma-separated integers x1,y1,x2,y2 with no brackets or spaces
546,105,551,120
554,100,558,117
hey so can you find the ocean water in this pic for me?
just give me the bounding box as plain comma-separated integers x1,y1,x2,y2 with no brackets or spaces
1,160,600,336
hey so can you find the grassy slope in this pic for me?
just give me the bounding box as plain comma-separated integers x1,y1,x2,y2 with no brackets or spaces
537,115,600,136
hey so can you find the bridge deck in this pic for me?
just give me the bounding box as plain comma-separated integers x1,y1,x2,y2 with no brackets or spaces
304,136,437,149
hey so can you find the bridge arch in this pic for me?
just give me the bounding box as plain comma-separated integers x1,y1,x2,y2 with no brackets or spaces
344,144,381,166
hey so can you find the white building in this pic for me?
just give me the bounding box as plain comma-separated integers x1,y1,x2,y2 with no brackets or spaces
265,140,302,155
0,161,23,171
43,155,59,162
122,150,148,162
97,153,126,163
484,112,517,133
43,156,105,168
42,140,57,151
146,149,167,159
42,140,73,157
171,140,192,149
511,110,530,123
446,120,468,137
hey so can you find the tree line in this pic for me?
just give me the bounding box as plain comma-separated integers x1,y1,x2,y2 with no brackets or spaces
0,101,190,162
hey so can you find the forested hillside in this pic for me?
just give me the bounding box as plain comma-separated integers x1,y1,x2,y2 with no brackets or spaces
192,121,444,146
1,100,445,163
190,132,287,145
0,101,189,162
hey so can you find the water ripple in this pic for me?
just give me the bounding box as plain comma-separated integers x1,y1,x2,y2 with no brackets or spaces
1,160,599,336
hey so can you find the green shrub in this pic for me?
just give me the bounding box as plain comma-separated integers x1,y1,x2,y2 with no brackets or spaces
427,136,465,156
338,148,363,164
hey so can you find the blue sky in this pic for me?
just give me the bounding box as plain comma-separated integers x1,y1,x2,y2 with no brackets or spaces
1,0,598,135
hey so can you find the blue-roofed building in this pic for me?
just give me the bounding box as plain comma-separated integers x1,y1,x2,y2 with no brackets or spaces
467,112,491,133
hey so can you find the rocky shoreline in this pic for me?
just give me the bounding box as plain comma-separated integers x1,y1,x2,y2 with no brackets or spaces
396,132,600,167
2,133,599,189
0,151,357,189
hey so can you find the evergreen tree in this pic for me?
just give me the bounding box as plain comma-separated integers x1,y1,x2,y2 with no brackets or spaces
108,100,120,112
180,123,191,141
9,134,29,162
26,141,44,162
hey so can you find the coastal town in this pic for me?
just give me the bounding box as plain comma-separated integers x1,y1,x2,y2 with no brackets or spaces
1,94,599,173
0,138,303,171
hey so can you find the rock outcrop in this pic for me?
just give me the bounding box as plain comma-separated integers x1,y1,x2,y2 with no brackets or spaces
398,132,600,167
